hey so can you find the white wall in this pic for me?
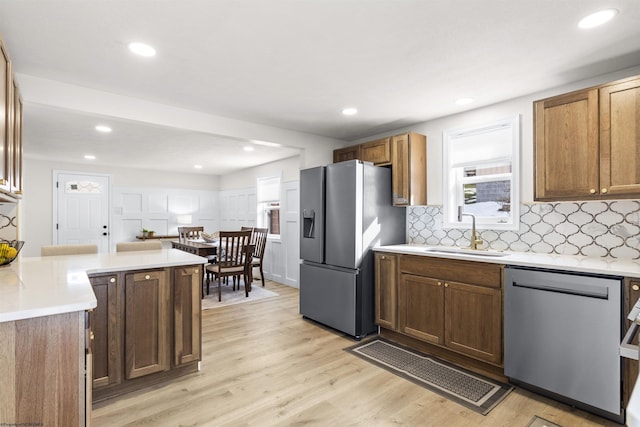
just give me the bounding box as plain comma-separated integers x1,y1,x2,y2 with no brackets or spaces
351,65,640,205
22,157,219,256
219,156,300,190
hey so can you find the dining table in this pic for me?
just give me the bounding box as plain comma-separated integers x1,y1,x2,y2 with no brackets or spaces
171,239,218,258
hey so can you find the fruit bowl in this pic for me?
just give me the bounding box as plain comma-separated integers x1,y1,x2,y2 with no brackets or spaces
0,240,24,266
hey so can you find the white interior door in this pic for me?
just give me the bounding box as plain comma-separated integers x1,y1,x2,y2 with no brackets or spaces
55,171,110,252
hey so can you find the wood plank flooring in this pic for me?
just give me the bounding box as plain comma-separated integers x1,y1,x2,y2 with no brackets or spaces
92,281,619,426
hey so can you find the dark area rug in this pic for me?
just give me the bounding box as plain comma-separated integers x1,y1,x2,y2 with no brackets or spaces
345,338,513,415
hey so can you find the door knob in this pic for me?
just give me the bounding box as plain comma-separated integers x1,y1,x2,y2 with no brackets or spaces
102,232,108,236
589,189,596,194
601,188,608,194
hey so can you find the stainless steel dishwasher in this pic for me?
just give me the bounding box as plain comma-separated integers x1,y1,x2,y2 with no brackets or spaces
504,266,623,422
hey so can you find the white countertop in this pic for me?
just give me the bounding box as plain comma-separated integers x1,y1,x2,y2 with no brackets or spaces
0,249,208,323
375,244,640,279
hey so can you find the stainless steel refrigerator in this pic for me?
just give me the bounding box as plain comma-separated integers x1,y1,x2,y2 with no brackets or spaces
300,160,405,339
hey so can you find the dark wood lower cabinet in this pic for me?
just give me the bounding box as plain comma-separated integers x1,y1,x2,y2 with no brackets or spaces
398,274,444,345
90,274,123,388
90,264,202,402
444,280,502,364
174,266,202,366
125,269,170,379
376,252,504,379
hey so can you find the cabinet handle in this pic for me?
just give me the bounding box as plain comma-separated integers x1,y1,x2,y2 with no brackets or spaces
89,331,95,341
381,255,386,260
633,284,639,291
437,281,442,286
601,188,608,194
589,189,596,194
194,269,199,274
109,277,115,283
145,274,150,280
444,282,449,288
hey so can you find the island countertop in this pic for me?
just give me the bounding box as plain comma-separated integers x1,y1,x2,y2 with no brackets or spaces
375,244,640,279
0,249,208,323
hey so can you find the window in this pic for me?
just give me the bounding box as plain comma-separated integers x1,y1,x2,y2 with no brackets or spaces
257,176,281,236
443,115,520,230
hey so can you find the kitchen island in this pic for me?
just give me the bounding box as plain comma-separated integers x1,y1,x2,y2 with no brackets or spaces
0,249,207,426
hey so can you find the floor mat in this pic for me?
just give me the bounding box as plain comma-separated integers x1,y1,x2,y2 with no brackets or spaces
526,416,562,427
346,339,513,415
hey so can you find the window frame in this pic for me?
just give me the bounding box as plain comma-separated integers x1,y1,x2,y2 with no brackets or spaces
256,175,281,238
442,114,520,231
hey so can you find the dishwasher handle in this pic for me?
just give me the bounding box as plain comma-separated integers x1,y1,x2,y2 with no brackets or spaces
512,280,609,299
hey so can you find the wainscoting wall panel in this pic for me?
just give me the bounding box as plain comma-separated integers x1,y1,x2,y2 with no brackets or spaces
112,187,219,252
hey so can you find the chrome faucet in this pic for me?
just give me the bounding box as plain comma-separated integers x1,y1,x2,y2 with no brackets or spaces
458,206,483,250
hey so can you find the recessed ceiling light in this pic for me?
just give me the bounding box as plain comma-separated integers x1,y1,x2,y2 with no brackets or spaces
84,154,96,160
455,97,474,106
342,107,358,116
251,139,282,147
95,125,112,133
194,165,203,169
128,42,156,57
578,9,618,29
243,146,255,152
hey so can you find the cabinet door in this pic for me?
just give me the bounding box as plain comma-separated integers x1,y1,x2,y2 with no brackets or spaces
90,274,123,389
333,145,361,163
392,134,410,205
398,273,444,344
11,78,22,194
391,133,427,206
624,278,640,405
534,89,599,200
125,269,170,379
375,253,397,330
0,39,10,193
600,77,640,197
444,280,502,364
361,138,391,165
174,266,202,366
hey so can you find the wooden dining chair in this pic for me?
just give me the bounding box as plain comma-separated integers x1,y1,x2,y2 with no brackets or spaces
204,230,252,301
178,226,204,241
248,227,268,287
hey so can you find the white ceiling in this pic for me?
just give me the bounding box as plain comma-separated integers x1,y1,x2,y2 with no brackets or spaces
1,0,640,174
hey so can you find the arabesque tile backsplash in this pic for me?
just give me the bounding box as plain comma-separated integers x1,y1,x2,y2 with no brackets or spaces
0,203,17,241
407,200,640,260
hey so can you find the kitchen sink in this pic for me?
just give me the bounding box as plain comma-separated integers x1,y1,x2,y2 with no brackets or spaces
423,247,510,257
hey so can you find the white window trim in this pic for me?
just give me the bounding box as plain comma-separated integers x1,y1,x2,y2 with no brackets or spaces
256,174,282,238
443,114,520,231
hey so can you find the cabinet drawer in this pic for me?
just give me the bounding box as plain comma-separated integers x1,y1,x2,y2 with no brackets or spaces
399,255,502,288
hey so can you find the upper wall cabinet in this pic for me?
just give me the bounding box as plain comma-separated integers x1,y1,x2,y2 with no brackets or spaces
391,132,426,206
333,144,361,163
0,36,22,202
333,132,427,206
534,75,640,201
0,35,23,202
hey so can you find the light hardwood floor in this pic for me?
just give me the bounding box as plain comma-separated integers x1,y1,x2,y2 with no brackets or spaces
92,281,619,426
